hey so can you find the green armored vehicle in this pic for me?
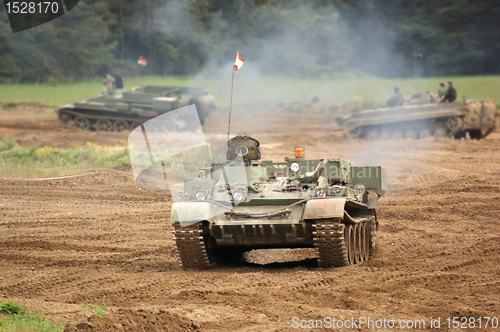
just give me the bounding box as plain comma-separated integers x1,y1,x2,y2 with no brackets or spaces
57,79,216,132
172,135,386,268
336,93,499,139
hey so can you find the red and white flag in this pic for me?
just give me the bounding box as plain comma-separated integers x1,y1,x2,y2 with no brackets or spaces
137,56,148,66
234,52,244,71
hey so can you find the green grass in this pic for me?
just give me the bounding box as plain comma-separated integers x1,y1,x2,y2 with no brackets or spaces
0,140,129,178
0,77,192,107
0,75,499,108
0,302,64,332
81,297,108,317
0,138,226,179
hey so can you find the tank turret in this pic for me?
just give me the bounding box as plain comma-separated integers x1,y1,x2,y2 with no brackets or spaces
226,135,261,164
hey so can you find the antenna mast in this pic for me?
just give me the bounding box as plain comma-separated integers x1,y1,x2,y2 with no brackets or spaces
227,66,235,144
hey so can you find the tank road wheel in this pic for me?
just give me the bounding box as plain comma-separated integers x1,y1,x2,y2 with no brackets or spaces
113,120,129,132
419,129,431,139
359,223,366,261
74,116,91,131
368,219,377,256
404,129,417,140
173,224,212,269
96,119,113,132
312,220,349,268
130,121,142,131
344,224,355,265
446,117,463,135
354,224,362,263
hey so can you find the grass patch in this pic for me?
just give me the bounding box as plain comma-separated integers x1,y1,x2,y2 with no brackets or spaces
0,140,130,178
81,297,108,317
0,303,25,316
0,75,499,109
0,301,64,332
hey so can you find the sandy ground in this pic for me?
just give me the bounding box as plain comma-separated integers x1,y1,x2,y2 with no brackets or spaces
1,105,500,331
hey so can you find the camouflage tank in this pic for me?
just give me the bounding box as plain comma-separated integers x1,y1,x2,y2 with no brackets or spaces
171,135,386,269
57,77,216,132
335,93,499,140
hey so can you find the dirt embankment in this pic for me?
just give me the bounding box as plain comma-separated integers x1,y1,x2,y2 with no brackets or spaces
0,106,500,331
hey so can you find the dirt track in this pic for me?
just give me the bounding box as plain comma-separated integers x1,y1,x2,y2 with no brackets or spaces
1,107,500,331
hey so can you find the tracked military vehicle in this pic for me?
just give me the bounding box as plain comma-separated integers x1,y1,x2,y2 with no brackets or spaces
57,79,216,132
172,135,386,269
336,93,499,140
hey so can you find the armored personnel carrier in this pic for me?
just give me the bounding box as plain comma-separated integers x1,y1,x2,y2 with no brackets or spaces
57,79,216,132
336,93,499,140
171,135,386,268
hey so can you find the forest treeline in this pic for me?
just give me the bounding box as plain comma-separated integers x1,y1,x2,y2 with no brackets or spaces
0,0,499,83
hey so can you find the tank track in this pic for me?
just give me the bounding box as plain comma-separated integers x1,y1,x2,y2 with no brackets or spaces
57,108,145,131
313,216,376,267
312,220,349,267
349,116,464,140
173,224,212,269
369,215,377,254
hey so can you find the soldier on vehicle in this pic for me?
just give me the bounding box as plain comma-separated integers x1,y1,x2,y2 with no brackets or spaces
386,87,405,107
435,82,448,102
444,81,457,102
110,70,123,91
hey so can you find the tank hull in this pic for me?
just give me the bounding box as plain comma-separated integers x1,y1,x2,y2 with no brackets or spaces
336,100,498,139
170,148,386,269
57,85,216,132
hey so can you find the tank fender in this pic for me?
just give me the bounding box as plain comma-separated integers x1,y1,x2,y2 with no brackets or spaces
171,201,215,227
302,198,346,219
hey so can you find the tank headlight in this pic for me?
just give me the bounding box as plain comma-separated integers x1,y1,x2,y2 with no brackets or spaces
330,185,345,196
354,184,365,196
290,162,300,173
232,189,247,202
315,189,326,198
195,191,207,201
236,146,249,157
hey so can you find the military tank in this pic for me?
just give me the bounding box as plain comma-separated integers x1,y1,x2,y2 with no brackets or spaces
57,78,216,132
335,93,499,140
171,135,386,269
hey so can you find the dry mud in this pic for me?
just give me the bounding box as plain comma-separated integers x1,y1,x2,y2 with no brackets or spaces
0,106,499,331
